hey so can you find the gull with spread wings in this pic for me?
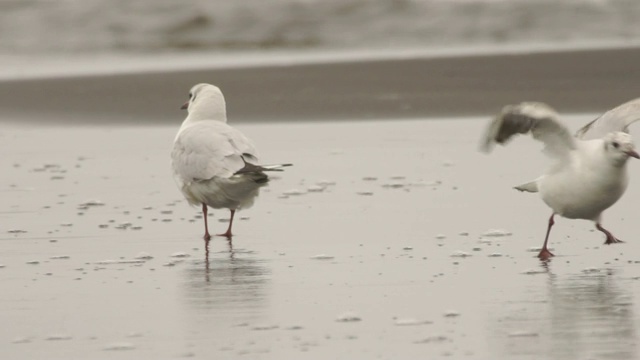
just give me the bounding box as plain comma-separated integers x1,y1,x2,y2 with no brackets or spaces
480,99,640,260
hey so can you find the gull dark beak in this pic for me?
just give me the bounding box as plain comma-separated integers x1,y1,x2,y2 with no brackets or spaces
180,101,189,110
626,150,640,159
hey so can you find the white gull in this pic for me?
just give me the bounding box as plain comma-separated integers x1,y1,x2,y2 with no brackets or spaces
480,99,640,260
171,83,291,240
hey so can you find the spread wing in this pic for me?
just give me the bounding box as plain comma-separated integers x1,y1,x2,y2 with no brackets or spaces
171,121,259,183
480,102,576,161
575,98,640,140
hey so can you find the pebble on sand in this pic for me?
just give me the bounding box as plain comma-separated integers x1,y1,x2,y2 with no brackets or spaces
103,342,136,351
413,335,449,344
310,254,335,260
78,200,105,208
134,252,154,260
336,312,362,322
45,334,73,341
316,180,336,187
356,191,374,196
307,185,325,192
443,310,461,318
394,318,432,326
450,251,471,258
382,182,404,189
171,252,190,258
482,229,513,237
252,324,279,331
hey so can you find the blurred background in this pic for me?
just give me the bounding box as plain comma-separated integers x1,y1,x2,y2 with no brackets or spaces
4,0,640,124
3,0,640,56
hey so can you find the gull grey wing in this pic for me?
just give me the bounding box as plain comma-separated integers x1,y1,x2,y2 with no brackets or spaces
480,102,576,160
576,98,640,140
172,122,257,182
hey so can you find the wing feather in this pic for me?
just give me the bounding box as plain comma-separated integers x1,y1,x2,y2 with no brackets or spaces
575,98,640,140
480,102,576,160
172,121,258,183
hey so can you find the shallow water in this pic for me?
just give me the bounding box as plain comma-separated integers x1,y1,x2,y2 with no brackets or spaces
2,118,640,359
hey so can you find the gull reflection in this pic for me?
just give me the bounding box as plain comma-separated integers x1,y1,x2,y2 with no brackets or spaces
546,269,636,360
494,265,637,360
182,239,270,315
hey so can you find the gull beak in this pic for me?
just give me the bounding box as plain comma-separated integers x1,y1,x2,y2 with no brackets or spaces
180,101,189,110
625,150,640,159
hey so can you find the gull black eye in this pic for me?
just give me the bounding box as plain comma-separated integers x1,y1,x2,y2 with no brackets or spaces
612,141,620,149
189,92,193,100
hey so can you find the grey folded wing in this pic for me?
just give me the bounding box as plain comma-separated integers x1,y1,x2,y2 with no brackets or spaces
172,122,260,182
575,98,640,140
480,102,577,160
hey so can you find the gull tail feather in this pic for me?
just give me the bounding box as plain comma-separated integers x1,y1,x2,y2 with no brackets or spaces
514,180,539,193
259,163,293,172
235,157,292,175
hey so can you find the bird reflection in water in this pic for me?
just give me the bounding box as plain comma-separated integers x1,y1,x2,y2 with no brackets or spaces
545,269,636,359
493,264,637,360
182,239,270,316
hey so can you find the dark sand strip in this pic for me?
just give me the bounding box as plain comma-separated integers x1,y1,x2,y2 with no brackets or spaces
2,47,640,124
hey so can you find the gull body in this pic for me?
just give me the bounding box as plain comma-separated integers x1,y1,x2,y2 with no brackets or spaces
481,100,640,260
538,134,630,221
171,83,291,240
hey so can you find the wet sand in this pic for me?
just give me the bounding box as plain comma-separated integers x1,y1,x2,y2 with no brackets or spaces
2,116,640,359
4,47,640,359
2,47,640,124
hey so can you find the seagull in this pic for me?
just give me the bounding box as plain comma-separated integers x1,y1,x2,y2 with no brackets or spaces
171,83,291,240
480,99,640,260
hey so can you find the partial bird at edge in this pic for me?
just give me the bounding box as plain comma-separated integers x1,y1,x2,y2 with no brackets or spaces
480,99,640,261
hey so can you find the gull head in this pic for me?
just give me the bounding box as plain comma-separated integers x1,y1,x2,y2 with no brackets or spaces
603,132,640,164
180,83,227,122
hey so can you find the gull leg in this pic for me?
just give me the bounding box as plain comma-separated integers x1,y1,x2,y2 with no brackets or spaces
539,213,556,260
202,203,211,241
218,209,236,238
596,223,623,245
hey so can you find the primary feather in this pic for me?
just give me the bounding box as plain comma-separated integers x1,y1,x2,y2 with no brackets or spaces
576,97,640,140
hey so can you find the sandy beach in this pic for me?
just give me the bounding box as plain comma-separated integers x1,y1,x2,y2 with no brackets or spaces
2,48,640,359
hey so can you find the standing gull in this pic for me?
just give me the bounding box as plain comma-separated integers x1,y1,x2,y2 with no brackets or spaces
480,99,640,260
172,83,291,240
